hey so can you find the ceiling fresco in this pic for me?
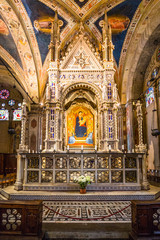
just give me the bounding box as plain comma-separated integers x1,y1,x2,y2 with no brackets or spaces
0,0,152,102
22,0,68,64
0,16,22,68
73,0,89,8
94,0,142,64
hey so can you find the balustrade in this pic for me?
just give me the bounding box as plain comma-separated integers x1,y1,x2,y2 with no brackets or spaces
21,152,144,191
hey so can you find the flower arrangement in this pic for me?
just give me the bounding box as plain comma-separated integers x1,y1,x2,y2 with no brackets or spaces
74,175,91,189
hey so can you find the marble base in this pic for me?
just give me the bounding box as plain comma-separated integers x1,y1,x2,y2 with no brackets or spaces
1,185,160,201
22,183,141,191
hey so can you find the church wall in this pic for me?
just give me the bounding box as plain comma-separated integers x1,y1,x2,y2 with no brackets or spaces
144,46,160,170
146,103,159,169
0,121,10,153
0,85,23,153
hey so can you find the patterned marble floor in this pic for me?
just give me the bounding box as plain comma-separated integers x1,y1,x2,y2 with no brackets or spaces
43,201,131,223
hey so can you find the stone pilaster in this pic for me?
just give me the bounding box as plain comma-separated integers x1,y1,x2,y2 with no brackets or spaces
113,105,118,150
102,103,109,151
44,104,50,150
126,100,135,152
117,105,126,150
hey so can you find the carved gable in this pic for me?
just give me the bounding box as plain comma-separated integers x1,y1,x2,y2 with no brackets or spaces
61,38,103,70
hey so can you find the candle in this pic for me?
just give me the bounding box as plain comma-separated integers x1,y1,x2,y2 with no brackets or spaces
28,149,30,153
67,145,69,150
40,145,42,151
81,145,83,150
132,149,134,153
122,145,124,151
95,145,97,151
109,145,111,151
32,150,34,153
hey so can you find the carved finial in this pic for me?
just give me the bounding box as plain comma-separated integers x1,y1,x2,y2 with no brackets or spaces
100,11,114,64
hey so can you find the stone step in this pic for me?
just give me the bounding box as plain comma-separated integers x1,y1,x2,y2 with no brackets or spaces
43,222,131,239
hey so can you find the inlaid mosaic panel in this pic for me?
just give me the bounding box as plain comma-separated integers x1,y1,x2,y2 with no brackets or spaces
83,157,95,169
43,201,131,223
55,157,67,169
97,171,109,183
27,171,39,183
27,157,39,168
69,171,81,183
41,171,53,183
125,157,137,168
55,171,67,183
97,157,109,169
111,157,123,169
153,208,160,233
42,157,53,169
69,157,81,169
1,208,22,231
84,171,95,182
111,170,123,183
125,171,137,183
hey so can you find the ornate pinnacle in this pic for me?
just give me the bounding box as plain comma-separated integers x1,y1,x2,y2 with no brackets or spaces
48,11,60,62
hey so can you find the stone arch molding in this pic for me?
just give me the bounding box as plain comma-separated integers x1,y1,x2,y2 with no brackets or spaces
62,82,102,106
121,0,160,103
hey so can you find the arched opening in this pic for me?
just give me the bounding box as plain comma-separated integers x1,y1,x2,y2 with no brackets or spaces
62,83,102,150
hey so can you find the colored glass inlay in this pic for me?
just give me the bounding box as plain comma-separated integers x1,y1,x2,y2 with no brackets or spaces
0,89,9,99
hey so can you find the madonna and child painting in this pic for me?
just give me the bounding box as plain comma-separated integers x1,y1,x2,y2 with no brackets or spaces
67,106,94,146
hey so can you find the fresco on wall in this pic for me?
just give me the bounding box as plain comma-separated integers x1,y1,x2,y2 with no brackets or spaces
0,16,22,68
94,0,142,64
67,106,94,147
22,0,68,64
0,19,9,35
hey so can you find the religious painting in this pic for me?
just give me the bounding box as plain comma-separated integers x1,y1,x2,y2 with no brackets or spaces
108,15,130,34
146,87,155,108
0,19,9,36
94,0,141,64
67,106,94,147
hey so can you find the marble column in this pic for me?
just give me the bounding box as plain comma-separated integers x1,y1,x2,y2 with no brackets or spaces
141,153,150,190
14,153,24,191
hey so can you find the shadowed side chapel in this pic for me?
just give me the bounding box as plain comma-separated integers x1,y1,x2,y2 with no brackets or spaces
0,0,160,239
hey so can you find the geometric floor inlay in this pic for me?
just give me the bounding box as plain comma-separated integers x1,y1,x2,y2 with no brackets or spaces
43,201,131,223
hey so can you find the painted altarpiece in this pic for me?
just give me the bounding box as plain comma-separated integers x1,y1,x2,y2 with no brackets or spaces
66,105,96,147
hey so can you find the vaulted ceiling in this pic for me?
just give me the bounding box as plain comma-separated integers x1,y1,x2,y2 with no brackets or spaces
0,0,159,103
